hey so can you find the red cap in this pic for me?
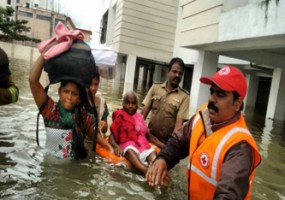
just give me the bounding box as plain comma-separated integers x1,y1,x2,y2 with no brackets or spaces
200,66,247,99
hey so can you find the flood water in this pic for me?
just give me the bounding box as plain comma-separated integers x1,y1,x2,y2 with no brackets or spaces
0,46,285,200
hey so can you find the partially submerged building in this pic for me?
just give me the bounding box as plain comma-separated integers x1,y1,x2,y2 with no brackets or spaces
100,0,285,121
0,0,92,46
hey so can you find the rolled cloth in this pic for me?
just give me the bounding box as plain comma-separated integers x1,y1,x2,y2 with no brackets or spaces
40,22,97,88
38,21,84,60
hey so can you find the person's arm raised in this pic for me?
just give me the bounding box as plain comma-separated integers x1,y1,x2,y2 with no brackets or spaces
29,54,47,109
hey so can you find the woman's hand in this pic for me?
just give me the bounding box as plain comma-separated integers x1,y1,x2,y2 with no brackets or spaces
99,120,108,133
114,146,123,157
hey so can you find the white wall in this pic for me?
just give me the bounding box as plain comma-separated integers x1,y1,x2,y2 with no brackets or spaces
110,0,179,62
219,0,285,41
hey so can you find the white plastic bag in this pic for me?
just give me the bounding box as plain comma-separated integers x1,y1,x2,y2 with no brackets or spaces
91,45,118,79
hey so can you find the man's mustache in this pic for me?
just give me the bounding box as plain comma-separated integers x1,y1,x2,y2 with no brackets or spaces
174,77,180,82
208,102,219,112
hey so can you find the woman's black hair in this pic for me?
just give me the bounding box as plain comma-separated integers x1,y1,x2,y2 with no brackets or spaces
92,71,100,82
60,80,78,89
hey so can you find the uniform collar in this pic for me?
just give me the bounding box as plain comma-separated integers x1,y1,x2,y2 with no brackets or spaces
161,81,180,92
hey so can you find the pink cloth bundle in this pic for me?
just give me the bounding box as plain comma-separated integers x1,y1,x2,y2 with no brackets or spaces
38,21,85,60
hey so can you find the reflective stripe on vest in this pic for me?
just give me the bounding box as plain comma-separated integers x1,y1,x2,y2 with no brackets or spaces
188,163,217,186
188,126,251,184
192,114,200,129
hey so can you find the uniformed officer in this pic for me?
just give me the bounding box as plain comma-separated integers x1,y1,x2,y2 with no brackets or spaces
141,57,190,148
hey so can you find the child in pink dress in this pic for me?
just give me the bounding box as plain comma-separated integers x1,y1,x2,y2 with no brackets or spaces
109,91,157,175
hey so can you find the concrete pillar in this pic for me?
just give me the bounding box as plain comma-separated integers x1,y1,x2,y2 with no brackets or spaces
114,55,124,80
123,54,137,95
275,68,285,121
112,55,124,95
244,72,259,119
266,67,285,121
189,50,219,116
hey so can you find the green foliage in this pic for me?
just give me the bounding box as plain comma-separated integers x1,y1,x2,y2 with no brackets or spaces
0,6,41,43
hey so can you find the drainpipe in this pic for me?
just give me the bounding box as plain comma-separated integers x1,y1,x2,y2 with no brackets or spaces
250,62,274,74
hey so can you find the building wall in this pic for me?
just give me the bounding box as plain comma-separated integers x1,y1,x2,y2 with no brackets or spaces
16,7,66,44
0,0,5,7
219,0,285,41
180,0,222,47
77,29,92,43
0,0,56,10
180,0,285,47
1,1,92,46
17,7,50,40
111,0,179,62
0,0,25,8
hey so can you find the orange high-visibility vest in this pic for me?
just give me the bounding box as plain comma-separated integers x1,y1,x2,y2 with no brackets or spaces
187,107,261,200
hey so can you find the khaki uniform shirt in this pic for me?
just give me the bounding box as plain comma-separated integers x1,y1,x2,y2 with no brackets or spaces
142,82,190,143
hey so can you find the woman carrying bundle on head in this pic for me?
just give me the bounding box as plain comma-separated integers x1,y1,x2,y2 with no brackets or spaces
29,54,113,160
29,22,113,159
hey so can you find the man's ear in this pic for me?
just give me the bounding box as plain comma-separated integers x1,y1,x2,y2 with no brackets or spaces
234,97,243,111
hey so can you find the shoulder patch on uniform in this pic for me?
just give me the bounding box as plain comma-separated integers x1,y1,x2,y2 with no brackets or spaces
153,82,163,84
180,88,189,95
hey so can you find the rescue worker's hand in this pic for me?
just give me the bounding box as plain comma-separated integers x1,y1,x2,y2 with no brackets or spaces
145,158,170,187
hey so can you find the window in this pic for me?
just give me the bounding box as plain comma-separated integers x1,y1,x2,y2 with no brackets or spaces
55,19,65,27
7,0,11,4
19,11,33,18
36,15,51,22
100,11,108,44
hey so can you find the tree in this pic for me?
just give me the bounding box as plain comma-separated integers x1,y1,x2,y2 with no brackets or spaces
0,6,41,43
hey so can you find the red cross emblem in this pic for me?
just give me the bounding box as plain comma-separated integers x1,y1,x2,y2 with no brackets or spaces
200,152,210,169
218,66,230,76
